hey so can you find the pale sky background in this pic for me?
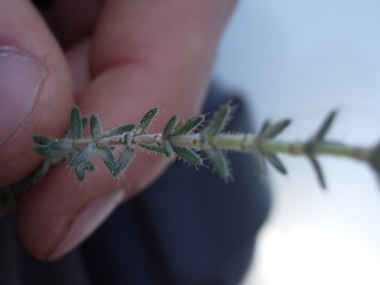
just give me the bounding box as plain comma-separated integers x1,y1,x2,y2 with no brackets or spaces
214,1,380,284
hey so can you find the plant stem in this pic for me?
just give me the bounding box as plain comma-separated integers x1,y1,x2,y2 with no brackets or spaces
71,133,373,164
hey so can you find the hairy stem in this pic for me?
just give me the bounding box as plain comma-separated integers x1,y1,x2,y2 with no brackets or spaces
71,133,373,163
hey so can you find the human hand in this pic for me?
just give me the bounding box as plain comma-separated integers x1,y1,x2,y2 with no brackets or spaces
0,0,237,260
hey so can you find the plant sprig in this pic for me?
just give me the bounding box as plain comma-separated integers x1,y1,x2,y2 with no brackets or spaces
2,101,380,213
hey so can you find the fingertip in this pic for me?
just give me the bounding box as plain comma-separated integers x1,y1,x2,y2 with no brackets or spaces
0,0,75,186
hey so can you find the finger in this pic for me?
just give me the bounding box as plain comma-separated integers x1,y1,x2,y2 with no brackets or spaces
17,0,237,260
65,38,92,95
0,0,75,187
52,0,104,48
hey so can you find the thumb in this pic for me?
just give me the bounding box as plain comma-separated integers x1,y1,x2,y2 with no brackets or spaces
0,0,74,187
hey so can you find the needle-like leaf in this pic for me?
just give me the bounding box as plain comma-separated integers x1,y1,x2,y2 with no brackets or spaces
263,119,291,138
138,144,165,153
207,102,232,136
308,155,326,189
173,146,203,165
207,147,231,182
163,115,178,137
172,115,204,136
314,111,337,141
137,108,158,131
264,152,287,174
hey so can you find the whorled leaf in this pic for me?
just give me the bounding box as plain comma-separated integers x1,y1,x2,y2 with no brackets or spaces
163,139,174,158
138,144,165,153
75,163,86,182
264,152,287,174
90,114,103,141
102,124,135,138
163,115,178,137
137,108,159,131
98,147,116,172
263,119,291,138
32,135,53,145
207,102,233,136
172,115,204,136
308,155,326,189
252,147,268,177
173,146,202,166
33,145,61,158
258,121,271,137
70,105,83,140
82,116,88,130
49,138,73,151
69,143,97,166
207,147,231,182
314,111,337,141
113,147,135,178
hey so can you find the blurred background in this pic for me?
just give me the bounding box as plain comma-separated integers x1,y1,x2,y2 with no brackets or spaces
214,1,380,284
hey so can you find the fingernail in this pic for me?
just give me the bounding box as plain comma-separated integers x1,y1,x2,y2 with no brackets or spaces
0,46,46,146
48,190,124,261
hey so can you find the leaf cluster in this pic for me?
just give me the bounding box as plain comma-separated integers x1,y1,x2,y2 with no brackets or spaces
30,100,246,184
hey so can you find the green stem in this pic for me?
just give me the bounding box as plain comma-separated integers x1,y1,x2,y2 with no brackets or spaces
72,133,373,163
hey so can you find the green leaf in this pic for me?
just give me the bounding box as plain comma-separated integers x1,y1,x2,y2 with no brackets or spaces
207,147,231,182
263,119,291,138
138,144,165,153
137,108,158,130
75,163,86,182
264,152,287,174
69,143,97,166
207,102,232,136
172,115,204,136
163,140,174,158
90,114,103,141
173,146,202,165
98,147,116,172
49,138,73,151
258,121,270,137
314,111,337,141
33,145,61,158
70,105,83,140
163,115,178,137
32,135,53,145
252,149,268,177
102,124,135,138
113,148,135,178
308,155,327,189
82,116,88,130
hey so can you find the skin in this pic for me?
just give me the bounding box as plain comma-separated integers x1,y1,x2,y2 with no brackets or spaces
0,0,237,260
